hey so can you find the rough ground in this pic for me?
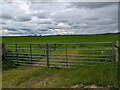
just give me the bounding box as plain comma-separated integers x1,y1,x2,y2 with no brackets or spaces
72,84,116,90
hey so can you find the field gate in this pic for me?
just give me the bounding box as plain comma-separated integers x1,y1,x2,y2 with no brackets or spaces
3,42,115,68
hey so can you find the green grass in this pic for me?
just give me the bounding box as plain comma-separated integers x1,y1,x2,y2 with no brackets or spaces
2,34,119,88
2,34,119,44
2,62,118,88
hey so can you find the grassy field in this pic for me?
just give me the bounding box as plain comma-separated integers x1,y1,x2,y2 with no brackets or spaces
2,34,119,88
2,33,119,44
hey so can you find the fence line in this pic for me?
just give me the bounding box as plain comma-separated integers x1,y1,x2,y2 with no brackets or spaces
2,42,117,68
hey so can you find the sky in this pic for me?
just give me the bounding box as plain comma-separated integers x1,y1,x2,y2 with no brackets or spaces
0,0,119,36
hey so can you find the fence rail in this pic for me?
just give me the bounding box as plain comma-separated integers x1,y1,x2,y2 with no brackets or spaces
2,42,118,68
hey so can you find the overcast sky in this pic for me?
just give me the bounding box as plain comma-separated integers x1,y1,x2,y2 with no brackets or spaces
0,0,118,36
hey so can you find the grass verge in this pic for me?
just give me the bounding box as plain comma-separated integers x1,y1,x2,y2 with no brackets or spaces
2,61,118,88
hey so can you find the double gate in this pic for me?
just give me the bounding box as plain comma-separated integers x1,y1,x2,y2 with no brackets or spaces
4,42,114,68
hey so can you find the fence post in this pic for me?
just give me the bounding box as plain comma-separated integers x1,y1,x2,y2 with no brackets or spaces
2,43,5,60
116,41,120,62
46,44,49,67
0,43,2,61
112,42,114,61
30,44,32,64
54,44,56,51
38,44,40,50
15,44,18,64
66,44,68,68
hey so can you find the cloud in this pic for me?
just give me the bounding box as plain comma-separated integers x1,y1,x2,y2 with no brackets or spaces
34,11,48,18
1,0,32,22
69,2,116,9
50,3,118,34
0,1,118,36
30,16,52,24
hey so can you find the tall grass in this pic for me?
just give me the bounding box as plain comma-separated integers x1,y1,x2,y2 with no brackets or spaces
2,61,118,88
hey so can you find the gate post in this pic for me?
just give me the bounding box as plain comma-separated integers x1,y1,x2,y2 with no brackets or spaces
66,44,68,68
30,44,32,64
112,42,115,61
116,41,120,62
46,44,49,67
2,43,5,60
15,44,18,64
115,41,120,89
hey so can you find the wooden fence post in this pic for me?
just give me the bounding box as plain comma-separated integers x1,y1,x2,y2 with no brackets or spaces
116,41,120,62
46,44,49,67
112,42,115,61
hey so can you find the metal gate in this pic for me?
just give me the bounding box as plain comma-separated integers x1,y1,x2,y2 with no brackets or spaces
4,42,114,68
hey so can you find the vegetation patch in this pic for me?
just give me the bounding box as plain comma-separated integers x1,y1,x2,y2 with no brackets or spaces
2,62,118,88
2,34,119,88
